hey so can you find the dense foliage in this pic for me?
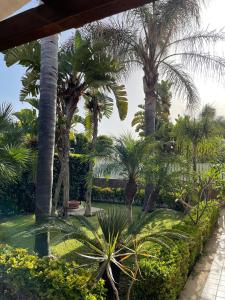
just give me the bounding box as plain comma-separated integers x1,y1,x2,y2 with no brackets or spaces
92,186,179,210
134,201,219,300
0,246,105,300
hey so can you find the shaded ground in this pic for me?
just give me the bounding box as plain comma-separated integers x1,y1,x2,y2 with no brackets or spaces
0,203,183,260
179,208,225,300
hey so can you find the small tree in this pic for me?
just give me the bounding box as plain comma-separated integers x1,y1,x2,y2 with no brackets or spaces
174,111,221,172
97,134,148,222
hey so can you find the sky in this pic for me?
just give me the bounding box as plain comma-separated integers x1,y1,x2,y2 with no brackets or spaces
1,0,225,136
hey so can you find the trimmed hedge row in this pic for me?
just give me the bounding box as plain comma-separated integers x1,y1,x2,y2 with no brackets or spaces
134,201,219,300
92,186,144,205
92,186,178,209
0,246,105,300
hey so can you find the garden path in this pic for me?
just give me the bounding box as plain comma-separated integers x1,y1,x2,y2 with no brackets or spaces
179,208,225,300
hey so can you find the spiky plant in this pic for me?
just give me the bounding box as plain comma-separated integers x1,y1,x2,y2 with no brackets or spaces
46,208,186,300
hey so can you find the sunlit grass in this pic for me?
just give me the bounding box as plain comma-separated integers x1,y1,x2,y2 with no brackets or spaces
0,203,183,260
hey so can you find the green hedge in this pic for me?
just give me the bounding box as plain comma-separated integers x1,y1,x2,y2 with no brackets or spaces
0,155,88,216
133,201,219,300
92,186,178,209
92,186,144,205
0,246,105,300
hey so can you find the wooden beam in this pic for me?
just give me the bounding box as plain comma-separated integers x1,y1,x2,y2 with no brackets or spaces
0,0,153,51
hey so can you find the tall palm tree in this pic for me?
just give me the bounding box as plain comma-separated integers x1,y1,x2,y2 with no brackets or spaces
132,80,172,136
84,91,117,216
97,134,147,222
56,32,128,216
34,34,58,256
85,0,225,210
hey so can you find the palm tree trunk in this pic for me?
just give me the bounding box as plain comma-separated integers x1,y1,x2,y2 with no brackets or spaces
85,96,98,217
35,34,58,257
125,177,137,223
193,144,197,172
62,128,70,217
52,165,63,215
142,70,158,212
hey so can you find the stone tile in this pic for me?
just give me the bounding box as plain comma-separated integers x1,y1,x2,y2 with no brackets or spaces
209,274,221,279
219,280,225,287
216,291,225,298
200,296,216,300
202,288,218,297
218,285,225,292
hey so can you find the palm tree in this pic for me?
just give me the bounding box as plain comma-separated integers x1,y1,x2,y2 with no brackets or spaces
174,109,220,172
4,31,128,217
34,34,58,256
97,134,147,222
132,80,172,136
85,0,225,210
0,103,29,184
56,32,128,216
84,91,119,216
14,108,38,149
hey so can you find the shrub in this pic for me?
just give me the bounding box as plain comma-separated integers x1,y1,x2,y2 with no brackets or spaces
92,186,144,205
0,246,105,300
133,201,219,300
92,186,178,209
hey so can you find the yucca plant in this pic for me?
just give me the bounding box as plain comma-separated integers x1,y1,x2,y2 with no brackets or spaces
47,208,186,300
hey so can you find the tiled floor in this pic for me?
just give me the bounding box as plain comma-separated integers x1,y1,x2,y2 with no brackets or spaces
201,233,225,300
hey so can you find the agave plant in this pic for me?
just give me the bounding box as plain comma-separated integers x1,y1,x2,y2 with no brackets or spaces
48,209,186,300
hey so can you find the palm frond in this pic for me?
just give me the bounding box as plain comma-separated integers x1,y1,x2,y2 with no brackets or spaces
169,29,225,52
160,61,199,109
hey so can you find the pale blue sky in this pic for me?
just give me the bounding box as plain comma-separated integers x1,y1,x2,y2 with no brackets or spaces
1,0,225,136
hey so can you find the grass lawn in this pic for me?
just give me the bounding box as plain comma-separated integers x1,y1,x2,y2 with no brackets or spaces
0,202,183,260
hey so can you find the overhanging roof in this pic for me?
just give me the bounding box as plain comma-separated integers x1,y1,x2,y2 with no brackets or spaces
0,0,153,51
0,0,30,21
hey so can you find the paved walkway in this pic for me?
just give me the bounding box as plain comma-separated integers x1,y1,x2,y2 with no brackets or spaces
201,230,225,300
68,205,103,216
180,209,225,300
